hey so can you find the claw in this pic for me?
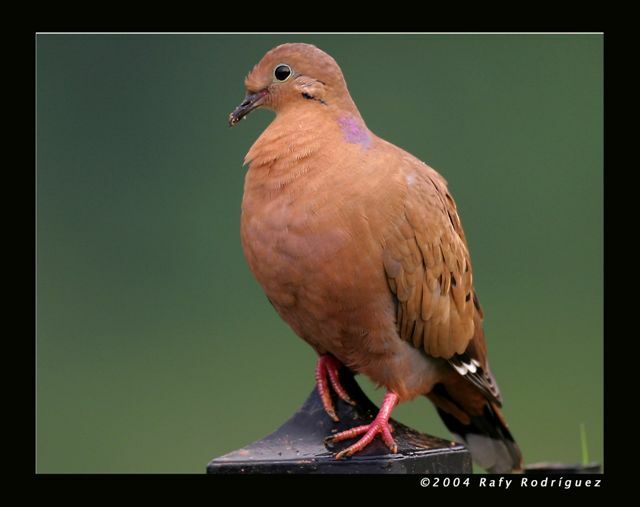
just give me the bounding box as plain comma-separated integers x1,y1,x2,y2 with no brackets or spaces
315,354,355,421
327,391,399,459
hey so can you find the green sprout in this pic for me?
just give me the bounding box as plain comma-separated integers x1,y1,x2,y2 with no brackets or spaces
580,423,589,465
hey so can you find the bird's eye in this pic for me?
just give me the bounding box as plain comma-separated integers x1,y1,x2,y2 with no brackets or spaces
274,64,292,82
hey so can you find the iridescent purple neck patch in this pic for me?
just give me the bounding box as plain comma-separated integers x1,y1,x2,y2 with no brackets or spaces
338,115,371,149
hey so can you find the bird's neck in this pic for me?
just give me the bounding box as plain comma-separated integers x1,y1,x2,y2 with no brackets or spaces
243,102,369,193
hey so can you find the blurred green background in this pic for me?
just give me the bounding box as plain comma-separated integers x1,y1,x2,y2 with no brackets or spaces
36,34,603,473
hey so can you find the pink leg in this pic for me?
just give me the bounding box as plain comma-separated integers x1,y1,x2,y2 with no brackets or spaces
326,391,399,459
315,354,355,422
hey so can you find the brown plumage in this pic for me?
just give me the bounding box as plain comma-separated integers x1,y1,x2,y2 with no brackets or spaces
229,43,523,472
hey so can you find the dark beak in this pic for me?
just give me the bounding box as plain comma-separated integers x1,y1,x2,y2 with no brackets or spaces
228,91,267,127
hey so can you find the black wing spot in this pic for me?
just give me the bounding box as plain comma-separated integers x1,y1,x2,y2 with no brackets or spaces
301,92,327,105
473,292,481,311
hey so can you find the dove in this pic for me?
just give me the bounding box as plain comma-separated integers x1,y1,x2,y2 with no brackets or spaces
229,43,523,473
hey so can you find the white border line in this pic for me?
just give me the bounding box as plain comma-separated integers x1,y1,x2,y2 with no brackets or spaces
34,34,38,474
35,32,603,35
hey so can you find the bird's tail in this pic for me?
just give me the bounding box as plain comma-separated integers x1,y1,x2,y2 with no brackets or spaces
434,396,523,473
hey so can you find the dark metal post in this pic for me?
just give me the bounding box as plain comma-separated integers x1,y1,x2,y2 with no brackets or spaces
208,371,472,474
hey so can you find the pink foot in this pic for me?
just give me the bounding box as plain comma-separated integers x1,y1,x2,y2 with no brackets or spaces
326,391,399,459
315,354,355,422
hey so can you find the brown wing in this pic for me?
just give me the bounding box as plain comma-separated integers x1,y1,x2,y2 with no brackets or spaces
383,163,501,403
383,165,475,358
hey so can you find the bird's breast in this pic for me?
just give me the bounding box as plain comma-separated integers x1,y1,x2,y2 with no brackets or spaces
241,176,356,306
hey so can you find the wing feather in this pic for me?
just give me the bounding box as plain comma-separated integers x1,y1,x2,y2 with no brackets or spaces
383,160,501,403
384,165,475,359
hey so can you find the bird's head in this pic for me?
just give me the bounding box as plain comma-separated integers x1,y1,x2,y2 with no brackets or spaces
228,43,357,126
